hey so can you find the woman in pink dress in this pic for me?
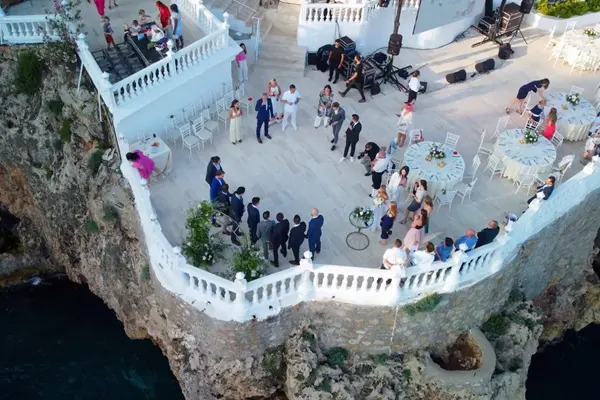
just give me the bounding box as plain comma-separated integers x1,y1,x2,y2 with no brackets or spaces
126,151,159,184
403,209,427,252
89,0,117,18
542,107,557,140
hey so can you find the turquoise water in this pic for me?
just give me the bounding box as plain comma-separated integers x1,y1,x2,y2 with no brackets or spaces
0,276,184,400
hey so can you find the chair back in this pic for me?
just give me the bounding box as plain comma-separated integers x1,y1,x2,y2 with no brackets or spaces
225,91,235,104
215,98,226,112
179,124,192,138
551,131,564,148
444,132,460,148
472,154,481,174
408,129,422,145
468,177,478,189
496,116,509,131
525,119,539,130
569,85,585,96
237,83,245,98
193,99,204,115
487,153,501,169
200,109,210,123
549,25,557,39
558,154,575,171
517,174,536,186
172,112,185,128
564,21,577,34
192,117,205,135
438,190,457,206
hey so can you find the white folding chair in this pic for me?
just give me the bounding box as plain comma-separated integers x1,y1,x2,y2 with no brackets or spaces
465,154,481,179
180,124,200,156
520,94,532,116
552,154,574,175
209,90,222,117
215,98,228,128
492,116,510,139
564,21,577,35
164,121,180,148
477,129,493,156
434,190,457,211
193,99,205,116
545,25,560,49
455,177,477,203
236,83,251,113
200,108,219,134
225,90,235,105
171,111,187,130
484,154,504,180
192,117,213,149
136,132,149,143
570,51,593,75
183,105,195,122
569,85,585,96
525,118,540,131
444,132,460,149
513,172,536,194
551,131,564,148
407,129,422,145
548,41,567,67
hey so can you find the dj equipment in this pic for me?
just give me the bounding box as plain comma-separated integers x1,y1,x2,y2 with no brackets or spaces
371,52,388,65
472,2,523,48
387,33,403,56
418,81,427,94
307,52,318,66
446,69,467,84
520,0,534,14
338,36,356,54
315,44,332,72
498,43,514,59
361,59,380,90
370,82,381,95
475,58,495,73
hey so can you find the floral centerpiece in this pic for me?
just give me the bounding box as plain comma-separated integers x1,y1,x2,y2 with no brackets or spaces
349,206,374,228
522,129,539,144
151,141,160,147
584,28,597,38
425,142,446,161
566,93,580,106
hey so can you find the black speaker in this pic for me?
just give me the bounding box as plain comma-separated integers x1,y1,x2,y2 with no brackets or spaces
520,0,534,14
387,33,402,56
498,43,514,60
475,58,495,73
418,81,427,94
370,82,381,95
307,52,318,66
445,69,467,84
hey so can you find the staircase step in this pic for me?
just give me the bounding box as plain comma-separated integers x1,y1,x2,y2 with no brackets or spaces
260,42,305,55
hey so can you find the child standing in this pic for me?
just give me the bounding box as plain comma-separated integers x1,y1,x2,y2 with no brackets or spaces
529,100,545,123
103,16,114,49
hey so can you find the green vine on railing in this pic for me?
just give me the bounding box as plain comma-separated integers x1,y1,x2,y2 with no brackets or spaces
42,0,84,64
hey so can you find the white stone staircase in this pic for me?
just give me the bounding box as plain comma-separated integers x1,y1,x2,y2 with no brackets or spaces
255,3,306,77
202,0,263,27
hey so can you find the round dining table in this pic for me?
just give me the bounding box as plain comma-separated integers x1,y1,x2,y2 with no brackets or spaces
403,141,465,199
561,29,600,67
544,92,596,141
492,129,556,180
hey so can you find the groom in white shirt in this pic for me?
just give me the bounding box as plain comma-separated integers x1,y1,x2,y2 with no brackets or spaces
281,84,301,132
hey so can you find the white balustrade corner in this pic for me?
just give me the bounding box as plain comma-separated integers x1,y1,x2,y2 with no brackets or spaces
0,14,60,45
176,0,226,34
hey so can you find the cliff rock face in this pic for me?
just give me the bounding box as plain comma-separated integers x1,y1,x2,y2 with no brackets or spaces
0,46,277,399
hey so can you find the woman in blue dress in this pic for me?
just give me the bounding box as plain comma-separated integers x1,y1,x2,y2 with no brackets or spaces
505,78,550,115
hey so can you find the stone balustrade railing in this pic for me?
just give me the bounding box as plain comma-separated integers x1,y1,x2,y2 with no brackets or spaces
178,0,226,33
113,133,600,323
0,15,59,44
299,0,419,25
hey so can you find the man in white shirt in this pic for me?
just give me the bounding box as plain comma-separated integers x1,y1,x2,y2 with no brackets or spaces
281,84,301,131
378,239,408,285
370,147,389,195
405,70,421,105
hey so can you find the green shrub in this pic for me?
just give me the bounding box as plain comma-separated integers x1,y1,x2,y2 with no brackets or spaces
403,293,442,316
482,314,509,339
262,347,285,379
182,201,226,269
59,118,72,143
15,51,43,95
86,218,99,233
316,378,332,393
302,331,317,346
402,368,412,381
509,314,537,331
537,0,593,18
43,165,53,180
88,150,104,175
102,204,119,222
140,263,151,282
232,235,266,281
46,98,64,116
326,347,348,366
371,353,389,365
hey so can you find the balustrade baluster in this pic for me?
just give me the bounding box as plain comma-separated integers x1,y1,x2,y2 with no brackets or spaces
13,22,21,37
340,274,349,290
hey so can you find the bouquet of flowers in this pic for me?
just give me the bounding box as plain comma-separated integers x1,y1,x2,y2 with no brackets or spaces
373,195,385,207
351,206,374,225
428,142,446,160
523,129,539,144
584,28,597,38
566,93,580,106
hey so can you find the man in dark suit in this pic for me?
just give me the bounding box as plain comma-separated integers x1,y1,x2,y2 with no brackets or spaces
329,102,346,151
229,186,245,246
247,197,260,244
527,176,555,204
357,142,380,175
271,212,290,268
215,183,232,235
205,156,223,185
209,170,225,227
340,114,362,162
288,215,306,265
306,208,324,259
475,220,500,249
255,93,274,144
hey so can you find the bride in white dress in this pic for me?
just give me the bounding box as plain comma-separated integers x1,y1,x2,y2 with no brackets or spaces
229,100,243,144
370,185,389,232
267,78,282,121
386,166,409,204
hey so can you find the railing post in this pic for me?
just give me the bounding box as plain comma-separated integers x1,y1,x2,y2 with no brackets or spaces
443,247,468,292
232,272,250,321
222,12,230,47
297,253,315,301
100,71,116,111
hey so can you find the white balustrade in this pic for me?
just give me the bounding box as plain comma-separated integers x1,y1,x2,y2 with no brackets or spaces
0,15,59,44
176,0,225,33
302,1,377,24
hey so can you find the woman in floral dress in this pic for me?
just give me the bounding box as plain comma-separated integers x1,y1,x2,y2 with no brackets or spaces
314,84,334,128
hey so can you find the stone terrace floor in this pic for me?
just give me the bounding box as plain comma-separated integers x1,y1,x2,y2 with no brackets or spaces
149,26,597,275
7,0,204,51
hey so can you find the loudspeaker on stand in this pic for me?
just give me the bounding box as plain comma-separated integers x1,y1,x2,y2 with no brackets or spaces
520,0,534,14
387,33,402,56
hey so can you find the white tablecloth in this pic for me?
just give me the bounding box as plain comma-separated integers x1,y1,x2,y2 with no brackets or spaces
130,136,173,174
562,30,600,67
493,129,556,180
545,92,596,141
403,141,465,199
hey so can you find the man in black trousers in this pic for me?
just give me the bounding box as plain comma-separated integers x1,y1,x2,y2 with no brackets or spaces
229,186,245,246
340,114,362,163
270,212,290,268
247,197,260,244
327,39,345,84
205,156,223,185
288,215,306,266
339,54,366,103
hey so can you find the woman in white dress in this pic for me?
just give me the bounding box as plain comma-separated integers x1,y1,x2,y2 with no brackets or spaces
267,78,282,122
229,100,243,144
387,165,409,203
370,184,389,232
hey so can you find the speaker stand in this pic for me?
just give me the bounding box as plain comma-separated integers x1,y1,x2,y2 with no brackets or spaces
508,15,528,45
379,56,408,92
